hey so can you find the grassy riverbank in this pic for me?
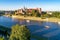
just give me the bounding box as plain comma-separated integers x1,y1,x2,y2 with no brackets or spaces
11,15,60,22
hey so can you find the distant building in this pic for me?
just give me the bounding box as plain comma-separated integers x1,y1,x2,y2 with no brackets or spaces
15,9,23,15
47,11,52,15
15,8,42,15
38,8,42,14
26,8,38,14
5,11,11,15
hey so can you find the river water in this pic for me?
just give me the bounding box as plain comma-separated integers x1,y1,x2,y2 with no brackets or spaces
0,16,60,40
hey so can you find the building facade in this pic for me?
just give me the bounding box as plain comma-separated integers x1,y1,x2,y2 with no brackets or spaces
15,8,42,15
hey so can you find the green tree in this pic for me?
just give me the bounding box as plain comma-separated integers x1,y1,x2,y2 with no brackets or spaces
9,24,30,40
52,12,60,18
31,10,36,16
31,10,40,17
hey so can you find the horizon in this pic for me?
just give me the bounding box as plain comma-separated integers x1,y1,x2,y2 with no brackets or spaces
0,0,60,11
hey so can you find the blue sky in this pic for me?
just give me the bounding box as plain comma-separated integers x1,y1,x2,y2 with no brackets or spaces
0,0,60,11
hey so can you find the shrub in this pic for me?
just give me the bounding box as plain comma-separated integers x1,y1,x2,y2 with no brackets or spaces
9,24,30,40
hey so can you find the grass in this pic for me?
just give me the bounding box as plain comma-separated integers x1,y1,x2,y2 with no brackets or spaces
0,37,4,40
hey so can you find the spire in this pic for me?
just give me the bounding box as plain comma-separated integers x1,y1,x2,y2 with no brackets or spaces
23,6,27,11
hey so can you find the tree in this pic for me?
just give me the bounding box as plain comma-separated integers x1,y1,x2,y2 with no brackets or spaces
31,9,41,17
9,24,30,40
31,10,37,17
52,12,60,18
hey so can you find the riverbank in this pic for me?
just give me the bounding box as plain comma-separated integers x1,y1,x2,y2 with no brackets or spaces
4,15,60,23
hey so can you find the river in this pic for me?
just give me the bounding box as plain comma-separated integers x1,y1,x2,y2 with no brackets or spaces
0,16,60,40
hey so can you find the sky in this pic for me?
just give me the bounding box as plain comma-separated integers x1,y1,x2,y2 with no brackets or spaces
0,0,60,11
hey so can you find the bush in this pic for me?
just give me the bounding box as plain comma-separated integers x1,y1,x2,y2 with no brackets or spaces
9,24,30,40
0,37,4,40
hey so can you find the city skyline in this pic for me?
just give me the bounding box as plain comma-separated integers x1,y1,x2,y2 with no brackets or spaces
0,0,60,11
